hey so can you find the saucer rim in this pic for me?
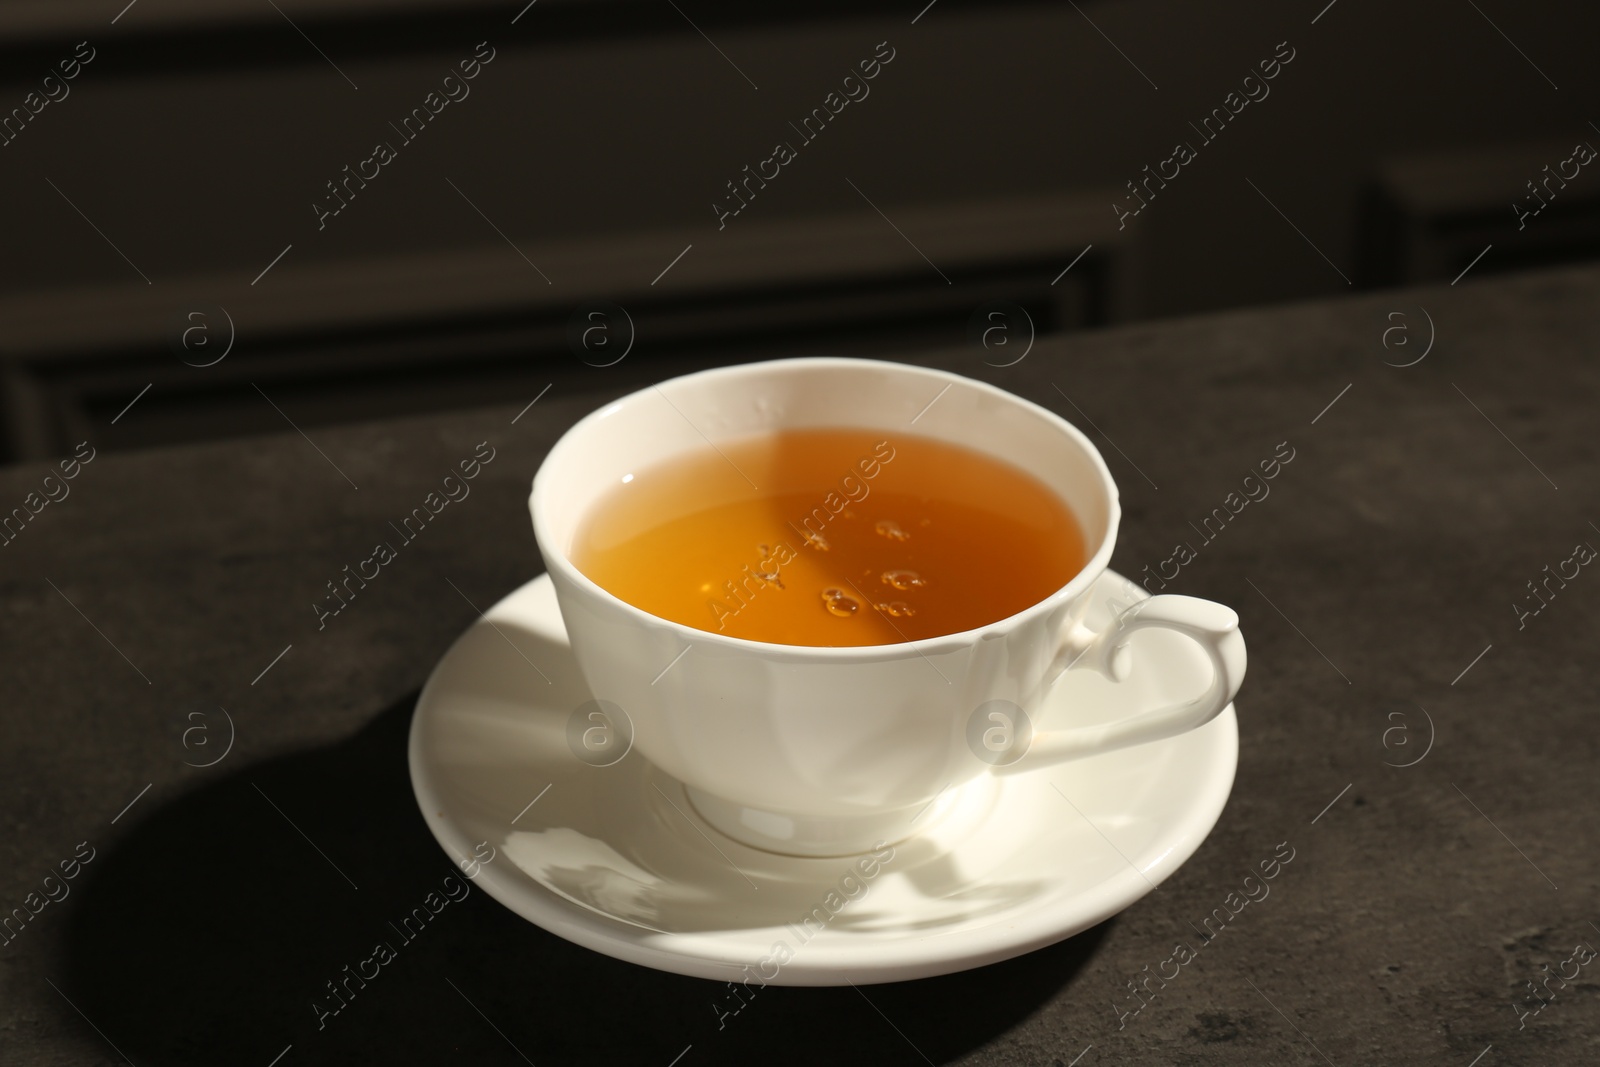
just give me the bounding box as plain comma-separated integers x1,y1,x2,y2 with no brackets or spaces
408,568,1239,986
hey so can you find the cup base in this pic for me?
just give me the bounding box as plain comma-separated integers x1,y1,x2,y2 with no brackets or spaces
682,775,998,858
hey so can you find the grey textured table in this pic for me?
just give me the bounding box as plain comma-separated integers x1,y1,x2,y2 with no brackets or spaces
3,264,1598,1066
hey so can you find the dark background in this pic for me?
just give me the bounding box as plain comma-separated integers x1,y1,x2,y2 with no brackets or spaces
2,0,1598,463
5,3,1600,1067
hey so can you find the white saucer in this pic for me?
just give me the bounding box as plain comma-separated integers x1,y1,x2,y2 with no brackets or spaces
408,569,1238,986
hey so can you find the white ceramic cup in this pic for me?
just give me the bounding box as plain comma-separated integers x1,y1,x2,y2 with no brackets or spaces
531,357,1245,857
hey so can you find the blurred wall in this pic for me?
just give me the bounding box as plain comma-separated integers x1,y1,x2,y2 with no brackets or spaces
1,0,1596,457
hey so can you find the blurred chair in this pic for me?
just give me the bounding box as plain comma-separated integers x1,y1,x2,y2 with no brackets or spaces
0,189,1139,462
1358,139,1600,287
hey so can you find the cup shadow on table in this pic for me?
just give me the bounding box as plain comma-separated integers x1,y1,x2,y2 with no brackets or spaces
58,684,1111,1067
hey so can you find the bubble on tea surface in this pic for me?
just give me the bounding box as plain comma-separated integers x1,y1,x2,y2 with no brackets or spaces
751,545,785,588
965,699,1033,767
802,530,830,552
881,569,926,591
875,519,910,542
875,601,916,618
821,588,860,617
566,699,634,768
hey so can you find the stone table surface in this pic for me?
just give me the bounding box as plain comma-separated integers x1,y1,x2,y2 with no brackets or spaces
2,263,1598,1067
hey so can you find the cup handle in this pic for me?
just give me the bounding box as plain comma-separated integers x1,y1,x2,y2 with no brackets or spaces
996,595,1245,774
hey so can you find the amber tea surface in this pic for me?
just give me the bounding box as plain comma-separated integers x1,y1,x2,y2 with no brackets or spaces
571,428,1087,646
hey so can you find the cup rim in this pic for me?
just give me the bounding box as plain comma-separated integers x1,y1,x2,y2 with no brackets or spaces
529,356,1122,660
